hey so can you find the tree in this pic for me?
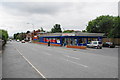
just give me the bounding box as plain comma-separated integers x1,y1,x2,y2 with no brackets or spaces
0,29,8,44
86,15,120,38
26,31,30,34
13,32,26,40
87,15,114,33
40,27,45,32
82,30,87,32
0,30,8,41
63,30,74,33
14,33,19,40
108,16,120,38
51,24,62,33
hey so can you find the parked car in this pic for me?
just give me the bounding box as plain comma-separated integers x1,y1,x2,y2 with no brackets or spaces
21,40,25,43
29,41,32,43
16,39,20,42
102,42,115,48
9,39,12,41
87,41,102,49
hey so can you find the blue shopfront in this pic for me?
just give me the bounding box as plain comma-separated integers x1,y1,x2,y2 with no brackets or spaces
39,35,103,46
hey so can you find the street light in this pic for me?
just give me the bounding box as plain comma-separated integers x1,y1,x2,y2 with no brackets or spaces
62,27,65,31
26,23,35,41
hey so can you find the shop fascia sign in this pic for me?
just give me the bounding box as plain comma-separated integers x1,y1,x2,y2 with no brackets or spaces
34,36,38,37
62,33,75,36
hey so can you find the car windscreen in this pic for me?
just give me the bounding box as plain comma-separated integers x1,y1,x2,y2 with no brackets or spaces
98,42,102,44
106,42,113,44
93,42,97,44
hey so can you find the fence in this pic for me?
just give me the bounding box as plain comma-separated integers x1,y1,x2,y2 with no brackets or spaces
0,40,6,50
0,40,2,50
102,38,120,46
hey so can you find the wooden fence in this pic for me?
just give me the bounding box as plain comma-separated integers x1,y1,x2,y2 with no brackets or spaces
102,38,120,45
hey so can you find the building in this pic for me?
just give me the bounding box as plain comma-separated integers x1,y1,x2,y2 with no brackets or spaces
26,29,46,41
26,33,32,41
37,32,104,46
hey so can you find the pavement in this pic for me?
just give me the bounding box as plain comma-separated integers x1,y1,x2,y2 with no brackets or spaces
0,40,2,79
2,41,118,78
0,50,2,80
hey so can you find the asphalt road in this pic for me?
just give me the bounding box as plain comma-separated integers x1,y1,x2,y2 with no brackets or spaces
2,41,118,78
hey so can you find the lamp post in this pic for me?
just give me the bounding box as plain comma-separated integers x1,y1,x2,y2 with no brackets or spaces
26,23,35,41
62,27,65,32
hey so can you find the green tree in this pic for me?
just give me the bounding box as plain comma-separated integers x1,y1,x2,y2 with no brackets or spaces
26,31,30,34
40,27,45,32
14,32,26,40
82,30,87,32
86,15,120,38
108,16,120,38
0,29,8,44
51,24,62,33
63,30,74,33
14,33,19,40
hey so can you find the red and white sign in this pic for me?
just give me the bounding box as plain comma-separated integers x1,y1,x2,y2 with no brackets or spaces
62,33,75,36
33,36,38,39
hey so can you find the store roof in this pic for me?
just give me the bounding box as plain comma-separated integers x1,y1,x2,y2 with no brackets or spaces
75,32,104,36
39,32,104,37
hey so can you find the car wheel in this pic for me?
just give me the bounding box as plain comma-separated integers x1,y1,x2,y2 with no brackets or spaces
96,46,99,49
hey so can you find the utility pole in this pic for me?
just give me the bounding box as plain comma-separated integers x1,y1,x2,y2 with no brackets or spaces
27,23,35,41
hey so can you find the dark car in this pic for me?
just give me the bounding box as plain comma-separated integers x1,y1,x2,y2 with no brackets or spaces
103,42,115,48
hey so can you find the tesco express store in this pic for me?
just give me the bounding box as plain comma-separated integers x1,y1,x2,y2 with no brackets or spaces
38,32,104,46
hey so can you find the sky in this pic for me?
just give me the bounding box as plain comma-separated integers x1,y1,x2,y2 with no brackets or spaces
0,0,119,36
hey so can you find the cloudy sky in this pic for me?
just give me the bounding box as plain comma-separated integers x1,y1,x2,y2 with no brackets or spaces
0,0,119,36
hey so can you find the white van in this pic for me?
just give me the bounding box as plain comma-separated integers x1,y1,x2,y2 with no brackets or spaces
87,41,102,49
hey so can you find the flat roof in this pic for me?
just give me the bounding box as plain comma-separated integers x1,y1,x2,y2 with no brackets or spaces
39,32,104,37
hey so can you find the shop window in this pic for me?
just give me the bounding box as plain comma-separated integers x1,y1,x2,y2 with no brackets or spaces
92,38,97,41
53,38,57,43
56,38,60,43
50,38,53,42
78,38,86,44
78,38,82,43
82,38,86,44
72,38,77,45
88,38,92,43
88,38,97,43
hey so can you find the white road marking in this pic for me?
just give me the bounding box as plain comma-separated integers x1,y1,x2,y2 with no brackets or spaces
14,47,47,80
64,55,80,60
63,59,88,68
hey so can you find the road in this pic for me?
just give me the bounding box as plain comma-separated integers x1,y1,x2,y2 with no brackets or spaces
2,41,118,78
